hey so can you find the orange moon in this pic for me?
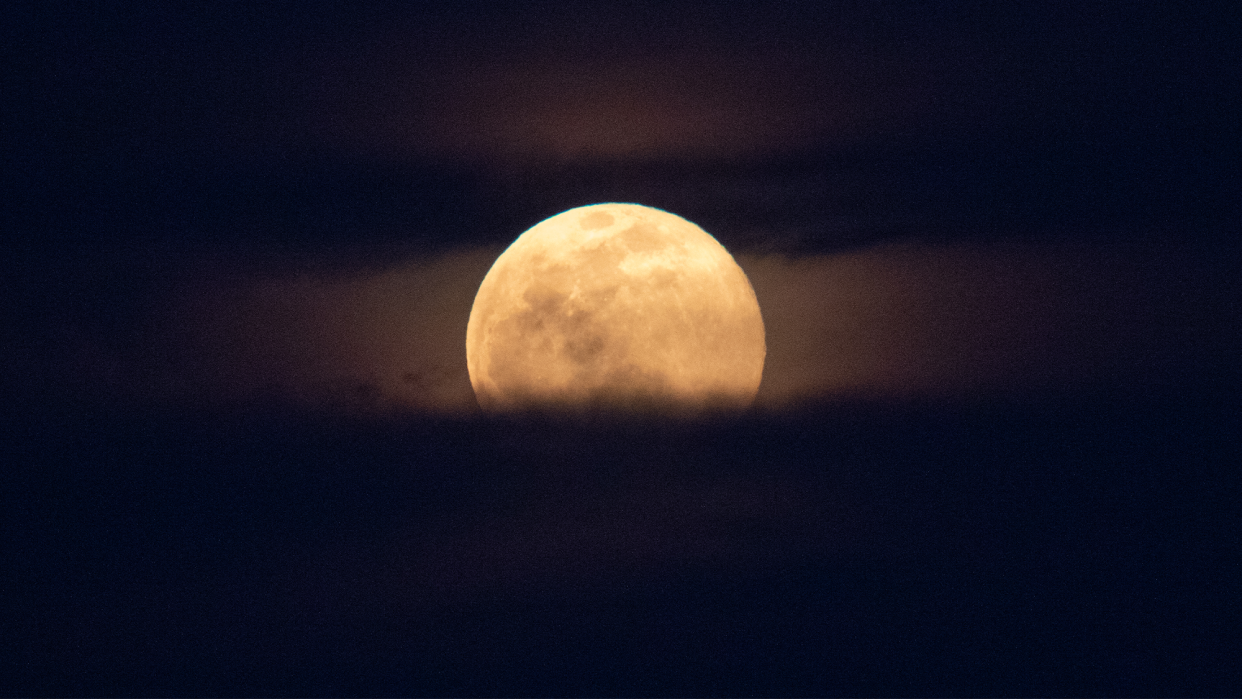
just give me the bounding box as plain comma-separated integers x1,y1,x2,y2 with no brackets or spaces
466,203,765,412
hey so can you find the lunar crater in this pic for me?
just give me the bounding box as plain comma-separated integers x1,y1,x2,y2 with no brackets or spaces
579,211,614,229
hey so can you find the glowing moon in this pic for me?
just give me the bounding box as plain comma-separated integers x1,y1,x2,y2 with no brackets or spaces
466,203,765,412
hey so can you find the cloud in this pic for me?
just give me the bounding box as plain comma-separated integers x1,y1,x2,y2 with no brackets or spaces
50,237,1227,415
290,43,948,165
742,240,1232,406
156,248,500,414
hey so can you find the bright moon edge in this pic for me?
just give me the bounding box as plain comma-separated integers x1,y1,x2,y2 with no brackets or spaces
466,203,765,414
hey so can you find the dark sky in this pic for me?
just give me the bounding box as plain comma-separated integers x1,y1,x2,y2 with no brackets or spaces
5,0,1238,409
9,1,1238,234
3,1,1240,695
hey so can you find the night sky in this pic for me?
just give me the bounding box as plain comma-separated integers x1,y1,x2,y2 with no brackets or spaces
4,1,1240,695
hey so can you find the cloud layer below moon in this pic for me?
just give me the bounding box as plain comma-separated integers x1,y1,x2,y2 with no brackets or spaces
74,237,1220,416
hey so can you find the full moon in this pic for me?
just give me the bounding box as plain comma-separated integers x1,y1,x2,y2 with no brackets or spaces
466,203,765,412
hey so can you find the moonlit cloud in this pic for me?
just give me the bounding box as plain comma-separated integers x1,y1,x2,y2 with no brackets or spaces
117,237,1230,415
154,248,500,413
315,50,942,164
744,241,1229,406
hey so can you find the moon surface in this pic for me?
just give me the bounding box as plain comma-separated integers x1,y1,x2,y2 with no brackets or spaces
466,203,765,412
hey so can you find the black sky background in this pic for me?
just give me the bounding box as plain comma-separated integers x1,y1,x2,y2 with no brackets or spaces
3,1,1241,695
